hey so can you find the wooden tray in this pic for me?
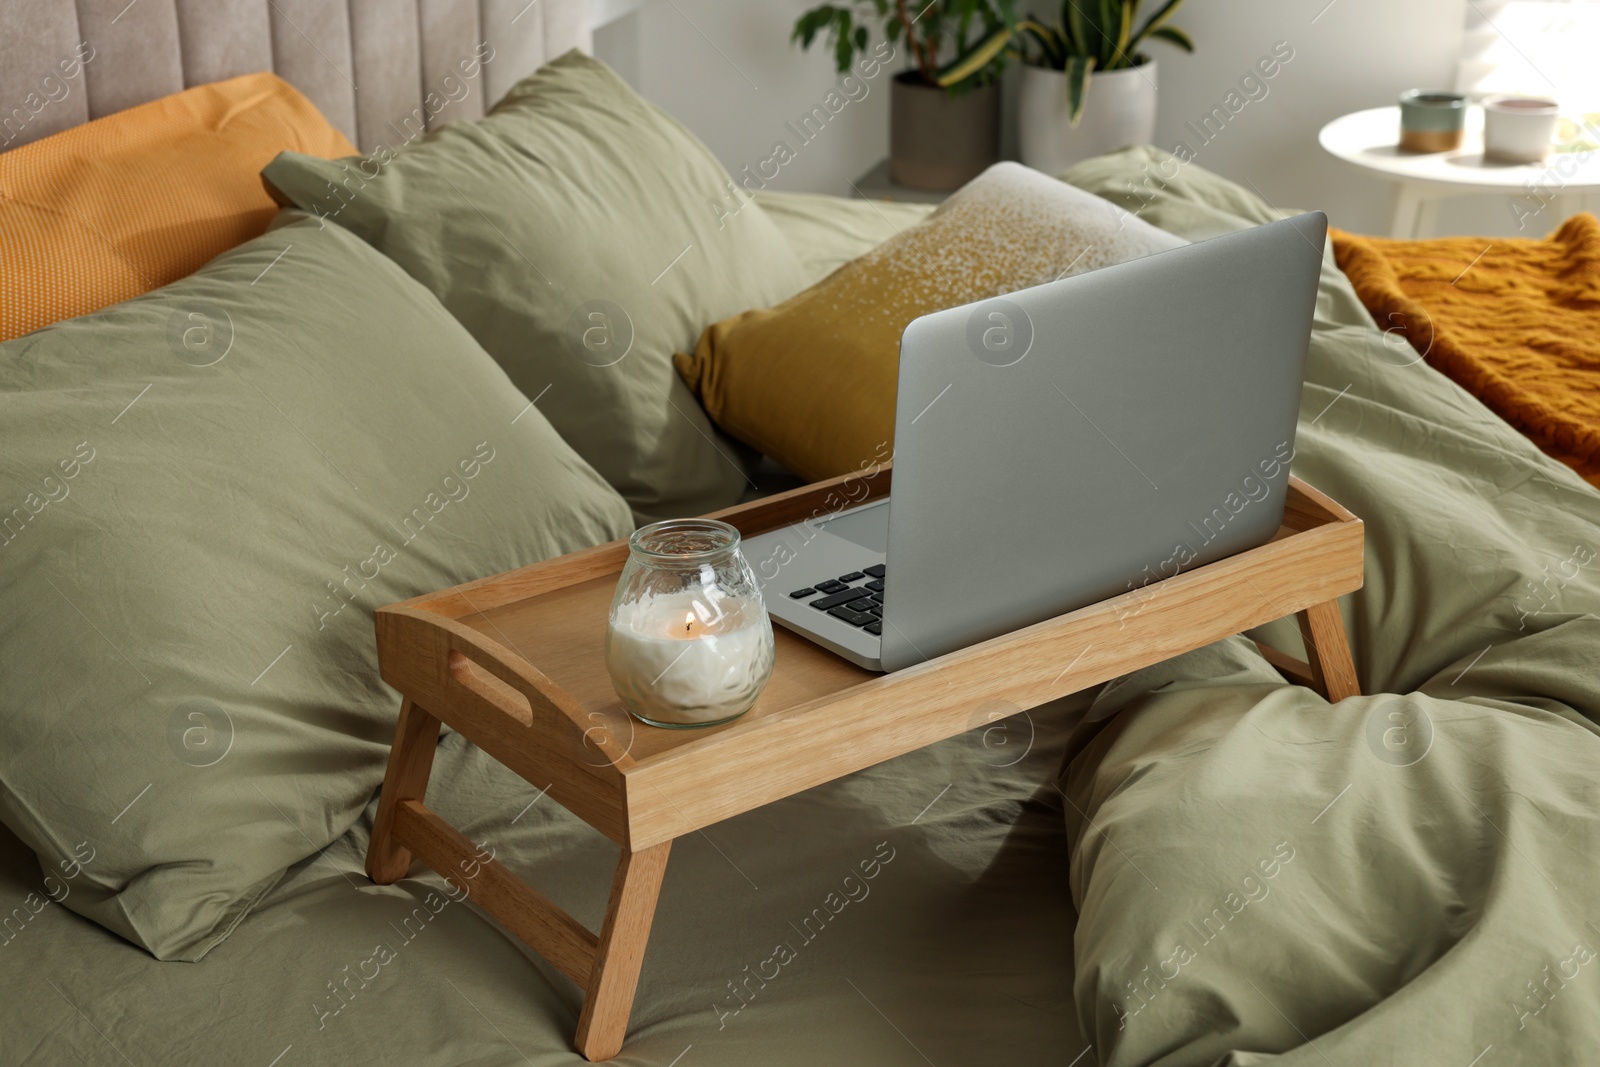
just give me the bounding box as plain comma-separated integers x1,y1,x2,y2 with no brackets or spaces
365,467,1364,1060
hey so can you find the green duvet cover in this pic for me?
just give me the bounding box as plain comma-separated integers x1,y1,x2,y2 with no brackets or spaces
1057,147,1600,1066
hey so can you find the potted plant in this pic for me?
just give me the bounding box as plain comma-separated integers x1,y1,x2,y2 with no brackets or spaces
953,0,1194,175
792,0,1019,191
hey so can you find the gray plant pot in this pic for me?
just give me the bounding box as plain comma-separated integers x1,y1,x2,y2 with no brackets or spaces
889,72,1001,191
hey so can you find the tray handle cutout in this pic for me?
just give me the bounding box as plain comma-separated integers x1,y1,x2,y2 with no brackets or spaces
449,648,534,727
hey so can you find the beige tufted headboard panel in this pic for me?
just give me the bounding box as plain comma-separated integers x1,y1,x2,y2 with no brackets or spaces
0,0,591,152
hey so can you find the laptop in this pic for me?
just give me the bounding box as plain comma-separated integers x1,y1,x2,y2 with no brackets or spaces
742,212,1328,672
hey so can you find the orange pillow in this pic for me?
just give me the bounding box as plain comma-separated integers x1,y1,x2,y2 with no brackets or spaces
0,73,354,341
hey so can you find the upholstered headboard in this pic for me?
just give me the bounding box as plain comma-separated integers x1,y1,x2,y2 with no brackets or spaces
1,0,591,152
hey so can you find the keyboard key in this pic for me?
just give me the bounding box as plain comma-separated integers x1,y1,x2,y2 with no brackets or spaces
816,580,847,594
864,564,886,579
866,579,884,592
810,588,870,611
864,620,882,635
788,587,816,599
846,598,876,613
867,604,881,616
828,606,875,626
870,591,883,603
838,571,864,582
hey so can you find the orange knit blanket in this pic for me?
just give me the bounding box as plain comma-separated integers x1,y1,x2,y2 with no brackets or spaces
1331,216,1600,486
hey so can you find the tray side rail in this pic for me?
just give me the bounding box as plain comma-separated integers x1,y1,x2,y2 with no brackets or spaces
1282,476,1355,532
401,465,893,620
624,504,1363,847
376,605,635,844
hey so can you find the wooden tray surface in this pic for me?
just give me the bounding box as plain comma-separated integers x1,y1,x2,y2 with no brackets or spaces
377,469,1363,848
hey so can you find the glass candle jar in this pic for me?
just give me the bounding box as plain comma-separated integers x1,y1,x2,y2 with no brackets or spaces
605,519,775,729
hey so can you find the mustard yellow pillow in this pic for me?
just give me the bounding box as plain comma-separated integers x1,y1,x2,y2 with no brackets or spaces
675,163,1187,481
0,72,355,342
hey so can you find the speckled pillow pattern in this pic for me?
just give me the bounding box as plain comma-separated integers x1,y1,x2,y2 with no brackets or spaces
675,162,1188,481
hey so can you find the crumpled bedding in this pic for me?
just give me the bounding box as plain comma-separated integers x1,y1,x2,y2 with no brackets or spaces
1056,147,1600,1066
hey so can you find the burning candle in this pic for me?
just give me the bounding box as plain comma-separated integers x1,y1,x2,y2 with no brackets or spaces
605,520,775,728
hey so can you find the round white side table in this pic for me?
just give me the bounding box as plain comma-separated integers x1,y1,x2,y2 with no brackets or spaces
1318,105,1600,237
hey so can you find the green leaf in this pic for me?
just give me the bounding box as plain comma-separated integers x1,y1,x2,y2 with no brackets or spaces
935,23,1015,86
1084,0,1106,68
1053,0,1077,53
1109,0,1133,66
1066,53,1095,125
1064,0,1091,59
1020,19,1066,67
887,16,902,42
790,7,823,48
830,9,855,71
1097,0,1121,69
1129,0,1184,50
1146,24,1194,51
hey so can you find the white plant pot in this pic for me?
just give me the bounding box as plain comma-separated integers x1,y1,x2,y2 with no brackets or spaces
1018,61,1158,175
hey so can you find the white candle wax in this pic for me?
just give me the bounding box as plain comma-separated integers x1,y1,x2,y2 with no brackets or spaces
606,590,773,726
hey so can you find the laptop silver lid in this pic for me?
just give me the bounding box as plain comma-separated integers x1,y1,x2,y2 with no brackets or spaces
879,212,1327,672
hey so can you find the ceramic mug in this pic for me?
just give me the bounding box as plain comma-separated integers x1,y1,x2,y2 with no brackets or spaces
1483,95,1560,163
1398,90,1466,152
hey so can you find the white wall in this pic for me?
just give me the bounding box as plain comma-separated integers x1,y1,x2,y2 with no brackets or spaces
1153,0,1527,236
596,0,1549,236
594,0,892,198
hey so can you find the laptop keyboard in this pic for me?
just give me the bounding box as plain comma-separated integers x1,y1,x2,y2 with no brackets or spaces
789,563,886,636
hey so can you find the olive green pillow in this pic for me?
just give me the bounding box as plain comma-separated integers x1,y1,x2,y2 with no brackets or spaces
0,213,633,961
262,50,811,521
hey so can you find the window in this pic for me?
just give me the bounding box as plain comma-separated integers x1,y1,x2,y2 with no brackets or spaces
1457,0,1600,147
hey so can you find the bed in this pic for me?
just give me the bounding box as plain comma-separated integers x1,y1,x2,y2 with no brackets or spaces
3,2,1599,1066
2,5,1084,1063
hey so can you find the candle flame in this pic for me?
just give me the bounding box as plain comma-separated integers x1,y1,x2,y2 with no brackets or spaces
684,612,694,634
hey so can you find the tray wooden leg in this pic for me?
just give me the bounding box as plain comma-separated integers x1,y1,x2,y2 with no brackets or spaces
385,799,669,1060
366,693,669,1060
1297,599,1361,702
575,841,673,1061
367,698,441,884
